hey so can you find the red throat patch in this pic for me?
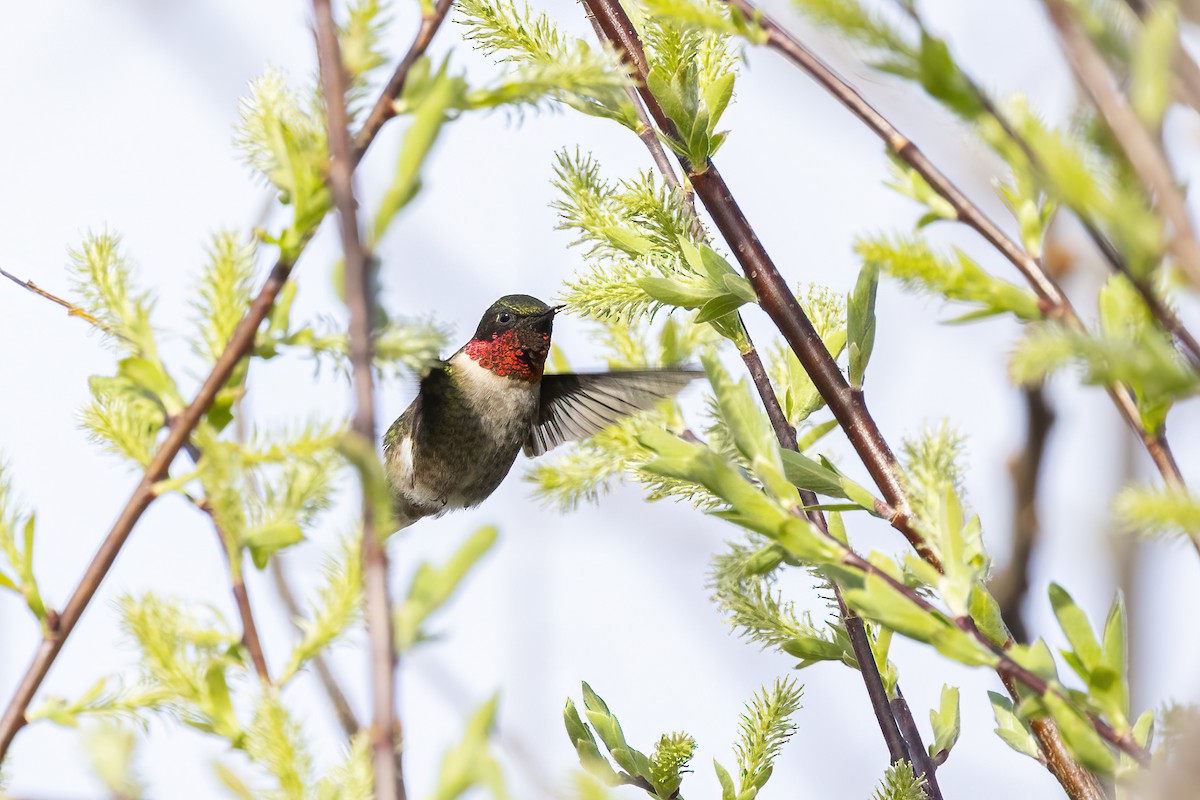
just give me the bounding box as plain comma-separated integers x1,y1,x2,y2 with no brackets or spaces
464,330,549,381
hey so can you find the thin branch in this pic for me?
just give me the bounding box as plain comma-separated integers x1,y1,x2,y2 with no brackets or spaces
269,555,363,738
313,4,402,800
1045,0,1200,290
0,21,434,766
723,0,1194,557
191,494,272,684
0,266,111,335
989,386,1055,645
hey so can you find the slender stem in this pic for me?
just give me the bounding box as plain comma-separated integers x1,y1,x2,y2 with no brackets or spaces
269,555,363,738
313,3,402,799
0,16,434,766
193,493,272,684
0,267,114,337
989,386,1055,645
892,689,943,791
1045,0,1200,290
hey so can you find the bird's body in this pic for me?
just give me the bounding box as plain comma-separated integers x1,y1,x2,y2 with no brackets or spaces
382,295,700,528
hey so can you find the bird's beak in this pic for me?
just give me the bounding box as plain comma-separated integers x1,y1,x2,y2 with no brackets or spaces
539,304,566,318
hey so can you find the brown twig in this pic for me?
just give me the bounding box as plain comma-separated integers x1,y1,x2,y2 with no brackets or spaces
989,386,1055,645
0,13,436,765
269,555,363,738
352,0,455,164
0,267,110,334
1045,0,1200,291
191,493,272,684
313,3,402,800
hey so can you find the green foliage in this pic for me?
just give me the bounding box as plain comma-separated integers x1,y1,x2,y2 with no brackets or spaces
371,59,463,244
1047,583,1131,733
928,685,960,763
857,234,1041,323
192,232,258,364
644,17,740,164
1114,485,1200,539
69,230,162,360
554,150,750,346
988,690,1041,760
897,423,990,616
790,0,917,63
273,313,448,379
456,0,637,126
340,0,393,111
729,678,804,798
280,534,363,682
847,260,879,389
84,723,144,799
315,734,375,800
235,67,330,258
245,690,313,800
1130,2,1176,128
430,696,509,800
648,732,697,798
1011,276,1199,431
710,543,853,667
192,425,345,571
767,285,847,424
394,525,498,650
0,460,48,625
869,760,926,800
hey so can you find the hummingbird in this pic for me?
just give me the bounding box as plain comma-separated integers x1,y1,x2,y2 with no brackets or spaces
382,294,701,528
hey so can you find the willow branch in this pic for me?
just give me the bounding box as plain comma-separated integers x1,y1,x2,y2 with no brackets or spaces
269,555,363,738
1045,0,1200,290
189,492,272,684
0,23,433,768
313,3,402,799
989,386,1054,645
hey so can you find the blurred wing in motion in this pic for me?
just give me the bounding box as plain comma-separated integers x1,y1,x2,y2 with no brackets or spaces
524,369,703,457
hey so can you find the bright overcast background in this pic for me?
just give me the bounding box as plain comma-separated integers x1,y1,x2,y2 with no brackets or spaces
3,0,1200,798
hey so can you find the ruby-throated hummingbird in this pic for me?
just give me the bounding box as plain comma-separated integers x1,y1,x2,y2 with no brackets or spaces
383,294,700,528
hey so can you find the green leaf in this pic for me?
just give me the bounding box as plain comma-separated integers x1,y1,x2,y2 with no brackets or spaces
1131,3,1177,127
847,261,879,389
988,691,1041,760
1043,692,1117,774
714,759,737,800
695,293,749,323
244,522,305,570
1048,583,1102,671
928,685,960,760
638,276,719,309
780,450,846,498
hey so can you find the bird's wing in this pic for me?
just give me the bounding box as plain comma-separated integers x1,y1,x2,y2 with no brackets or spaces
524,369,703,457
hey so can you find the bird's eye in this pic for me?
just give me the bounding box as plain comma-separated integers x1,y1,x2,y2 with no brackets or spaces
498,312,512,324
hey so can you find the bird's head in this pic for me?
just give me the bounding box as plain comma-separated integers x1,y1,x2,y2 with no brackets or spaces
464,295,564,380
